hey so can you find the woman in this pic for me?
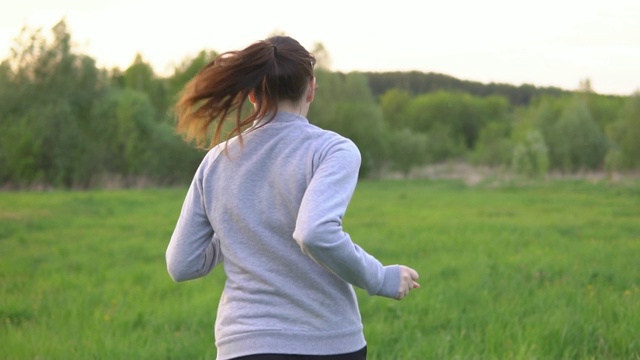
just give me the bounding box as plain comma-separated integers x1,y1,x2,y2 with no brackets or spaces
166,35,420,360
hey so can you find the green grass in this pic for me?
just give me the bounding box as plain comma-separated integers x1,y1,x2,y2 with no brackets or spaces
1,180,639,359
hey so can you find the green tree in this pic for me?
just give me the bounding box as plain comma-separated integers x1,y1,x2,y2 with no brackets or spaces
363,71,567,106
0,19,201,188
386,128,428,177
0,112,43,185
89,87,202,186
548,97,609,172
586,93,625,131
121,54,170,121
308,71,386,177
606,92,640,170
403,91,493,160
380,88,411,130
89,89,155,178
511,130,549,177
472,121,513,166
307,69,340,129
0,19,107,187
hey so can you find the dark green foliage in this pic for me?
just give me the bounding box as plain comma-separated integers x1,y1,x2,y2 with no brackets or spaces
380,88,411,131
308,70,386,177
386,128,428,176
363,71,568,106
89,88,202,184
583,91,626,130
606,92,640,170
509,93,626,174
0,20,201,188
548,97,609,171
0,21,107,187
472,121,514,166
511,130,550,176
401,91,510,150
383,90,512,168
121,54,171,122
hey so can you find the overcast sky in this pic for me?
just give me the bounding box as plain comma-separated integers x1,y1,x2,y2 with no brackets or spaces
1,0,639,95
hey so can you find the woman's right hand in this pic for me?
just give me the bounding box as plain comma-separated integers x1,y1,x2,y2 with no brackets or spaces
397,265,420,300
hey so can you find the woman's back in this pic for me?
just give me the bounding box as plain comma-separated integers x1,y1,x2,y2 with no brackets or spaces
202,112,366,357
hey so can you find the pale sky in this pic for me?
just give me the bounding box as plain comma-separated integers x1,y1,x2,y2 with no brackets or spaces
1,0,639,95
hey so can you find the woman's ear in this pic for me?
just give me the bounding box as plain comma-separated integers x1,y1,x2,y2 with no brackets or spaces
306,77,316,103
248,91,257,104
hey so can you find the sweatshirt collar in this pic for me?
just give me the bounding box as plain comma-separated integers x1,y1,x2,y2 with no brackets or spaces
254,111,309,127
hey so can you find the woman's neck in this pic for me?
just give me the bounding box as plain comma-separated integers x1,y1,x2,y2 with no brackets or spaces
277,99,309,117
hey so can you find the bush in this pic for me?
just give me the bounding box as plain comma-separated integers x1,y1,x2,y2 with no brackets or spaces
511,130,549,177
547,97,608,172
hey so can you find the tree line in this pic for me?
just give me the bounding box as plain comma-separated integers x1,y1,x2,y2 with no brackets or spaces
362,71,570,107
0,20,638,189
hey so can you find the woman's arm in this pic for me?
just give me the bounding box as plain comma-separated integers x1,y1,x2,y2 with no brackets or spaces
166,166,223,282
293,138,402,298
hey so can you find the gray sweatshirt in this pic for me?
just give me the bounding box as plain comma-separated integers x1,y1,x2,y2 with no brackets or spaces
166,112,401,359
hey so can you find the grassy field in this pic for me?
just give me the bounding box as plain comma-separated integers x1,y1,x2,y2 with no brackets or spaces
1,179,639,359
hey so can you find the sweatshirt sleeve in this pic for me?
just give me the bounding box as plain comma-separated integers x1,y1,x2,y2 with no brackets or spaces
166,159,223,282
293,138,401,299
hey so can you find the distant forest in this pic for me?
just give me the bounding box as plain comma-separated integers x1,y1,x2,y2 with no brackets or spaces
1,20,638,189
361,71,569,106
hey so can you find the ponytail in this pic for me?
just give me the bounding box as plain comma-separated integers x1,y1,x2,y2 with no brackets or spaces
175,36,315,149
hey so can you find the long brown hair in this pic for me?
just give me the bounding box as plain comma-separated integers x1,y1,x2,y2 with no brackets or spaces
175,36,316,149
